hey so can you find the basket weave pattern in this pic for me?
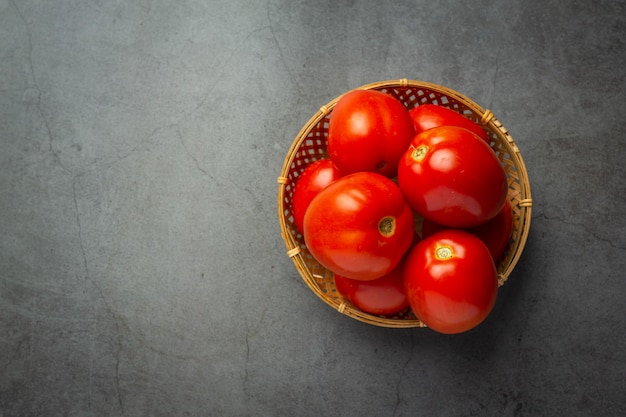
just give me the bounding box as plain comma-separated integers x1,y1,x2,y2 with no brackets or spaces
277,79,532,328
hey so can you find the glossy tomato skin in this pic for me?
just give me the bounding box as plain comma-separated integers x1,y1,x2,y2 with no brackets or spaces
409,104,490,143
398,125,508,228
291,159,342,234
328,89,415,178
403,229,498,334
304,172,414,281
334,233,420,316
334,258,409,316
421,200,514,261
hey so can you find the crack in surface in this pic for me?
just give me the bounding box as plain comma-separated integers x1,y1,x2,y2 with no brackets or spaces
534,212,625,250
392,334,415,417
488,49,501,110
72,175,90,279
175,23,270,127
243,325,251,392
176,126,211,178
8,4,274,413
10,0,73,176
92,279,126,416
72,173,125,415
240,298,270,398
266,0,302,96
11,0,271,180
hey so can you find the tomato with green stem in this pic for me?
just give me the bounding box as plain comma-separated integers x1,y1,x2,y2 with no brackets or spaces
334,233,420,316
304,172,414,281
421,200,514,261
398,125,508,228
403,229,498,334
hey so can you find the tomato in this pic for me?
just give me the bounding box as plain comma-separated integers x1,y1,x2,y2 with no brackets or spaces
397,125,508,228
327,89,415,177
291,159,342,234
403,229,498,334
334,233,420,315
303,172,414,281
409,104,489,143
334,258,409,316
421,200,514,261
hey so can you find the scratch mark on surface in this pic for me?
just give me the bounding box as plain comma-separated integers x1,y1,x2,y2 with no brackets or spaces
98,284,125,416
73,173,96,409
489,49,501,110
392,334,414,417
243,323,251,393
9,0,73,175
87,277,126,416
72,172,125,415
72,174,90,279
534,213,625,250
266,0,302,96
176,24,270,125
176,126,211,178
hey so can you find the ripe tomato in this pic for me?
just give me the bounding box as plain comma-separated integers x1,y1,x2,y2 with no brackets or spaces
409,104,489,143
291,159,342,234
334,258,409,316
303,172,414,281
403,229,498,334
397,125,508,228
327,89,415,177
421,200,514,261
334,233,420,316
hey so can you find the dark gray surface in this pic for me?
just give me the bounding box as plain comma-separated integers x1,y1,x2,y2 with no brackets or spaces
1,0,625,416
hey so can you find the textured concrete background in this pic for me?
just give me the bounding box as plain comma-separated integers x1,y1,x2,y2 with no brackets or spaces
1,0,625,416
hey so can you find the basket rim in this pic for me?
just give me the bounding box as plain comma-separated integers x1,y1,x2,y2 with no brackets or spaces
277,78,532,328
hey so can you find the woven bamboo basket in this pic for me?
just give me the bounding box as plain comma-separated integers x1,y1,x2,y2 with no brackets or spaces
277,79,532,328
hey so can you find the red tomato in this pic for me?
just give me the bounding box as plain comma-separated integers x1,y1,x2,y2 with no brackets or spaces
397,125,508,228
403,230,498,334
291,159,342,234
421,200,514,261
304,172,414,281
334,232,420,316
409,104,489,143
334,258,409,316
327,89,415,177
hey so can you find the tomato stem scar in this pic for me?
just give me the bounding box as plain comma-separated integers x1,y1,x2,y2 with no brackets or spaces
378,216,396,237
411,144,429,162
436,246,454,260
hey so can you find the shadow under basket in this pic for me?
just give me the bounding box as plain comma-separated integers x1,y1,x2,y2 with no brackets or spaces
277,79,532,328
